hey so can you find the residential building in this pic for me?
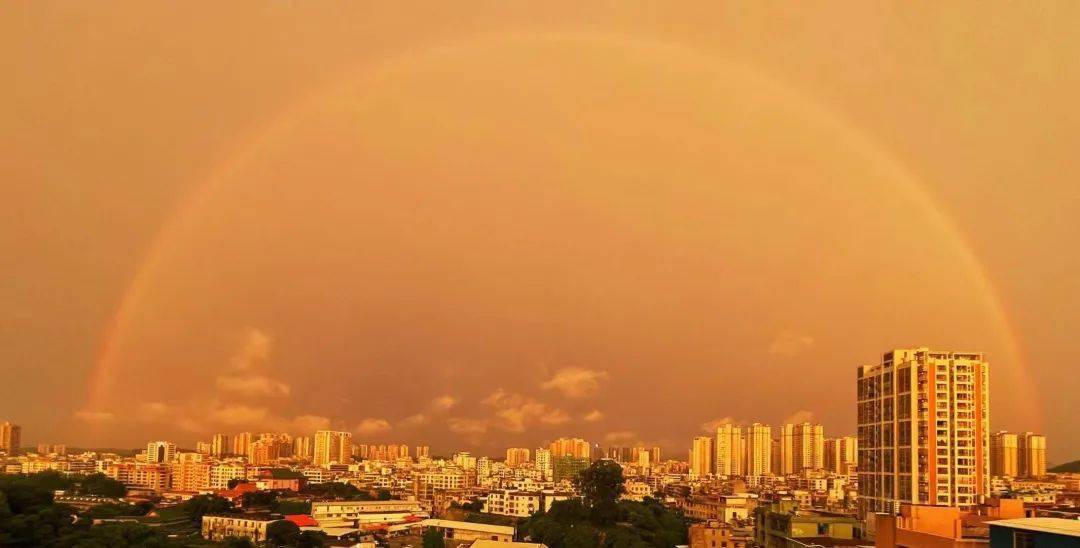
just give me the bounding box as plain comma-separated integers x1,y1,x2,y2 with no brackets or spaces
293,436,312,460
1017,433,1046,478
991,432,1019,477
690,436,713,479
146,441,177,464
313,430,352,466
824,436,857,475
416,445,430,459
792,423,824,472
1,422,22,456
202,514,281,543
689,520,752,548
776,424,794,476
549,438,590,459
754,500,861,547
210,434,230,457
506,447,532,466
857,348,990,522
232,432,252,458
745,423,773,477
874,499,1024,548
715,424,744,477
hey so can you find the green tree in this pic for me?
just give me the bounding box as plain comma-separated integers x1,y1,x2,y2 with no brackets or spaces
294,530,327,548
576,460,625,523
184,494,232,523
265,519,300,547
76,473,127,497
422,527,444,548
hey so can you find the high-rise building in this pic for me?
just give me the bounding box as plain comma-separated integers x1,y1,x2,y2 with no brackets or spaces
313,430,352,466
690,436,713,479
650,446,661,464
505,447,531,466
856,348,990,521
824,436,858,475
211,434,230,457
990,431,1019,477
776,424,795,476
535,448,552,474
146,441,177,463
35,443,66,456
416,445,430,459
745,423,773,476
549,438,591,459
1018,432,1046,478
293,436,313,460
232,432,253,458
715,424,744,477
792,423,824,472
0,422,21,456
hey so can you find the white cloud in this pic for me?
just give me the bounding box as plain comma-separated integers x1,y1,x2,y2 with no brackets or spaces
209,404,268,426
583,410,604,422
290,414,331,433
399,414,428,427
431,395,458,411
74,410,115,422
447,418,489,435
700,416,738,432
781,410,816,425
229,327,272,370
357,418,392,436
541,367,610,398
482,389,570,432
768,330,815,357
215,375,290,397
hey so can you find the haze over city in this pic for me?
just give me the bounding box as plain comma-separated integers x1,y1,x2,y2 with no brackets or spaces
3,1,1079,465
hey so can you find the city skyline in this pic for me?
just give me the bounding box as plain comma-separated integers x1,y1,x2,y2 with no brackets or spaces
3,2,1079,464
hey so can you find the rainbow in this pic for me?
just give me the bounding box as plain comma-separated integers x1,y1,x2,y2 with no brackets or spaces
85,33,1040,427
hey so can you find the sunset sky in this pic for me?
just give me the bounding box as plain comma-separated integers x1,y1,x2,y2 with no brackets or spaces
2,2,1078,461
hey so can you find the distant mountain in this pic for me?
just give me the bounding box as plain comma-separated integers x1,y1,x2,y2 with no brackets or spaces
1049,460,1080,473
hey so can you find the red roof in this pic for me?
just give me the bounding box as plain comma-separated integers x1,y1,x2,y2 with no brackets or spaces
285,514,319,527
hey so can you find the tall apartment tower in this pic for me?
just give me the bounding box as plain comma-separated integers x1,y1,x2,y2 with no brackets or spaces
293,436,313,461
824,436,858,475
313,430,353,466
232,432,253,457
505,447,532,466
416,445,430,459
745,423,773,476
210,434,230,457
549,438,591,459
146,441,177,463
0,422,21,456
990,431,1019,477
856,348,990,521
690,436,714,479
715,424,744,477
1018,432,1046,478
776,424,795,476
792,423,825,472
534,447,552,475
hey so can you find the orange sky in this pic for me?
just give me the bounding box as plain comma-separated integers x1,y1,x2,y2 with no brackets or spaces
2,1,1078,461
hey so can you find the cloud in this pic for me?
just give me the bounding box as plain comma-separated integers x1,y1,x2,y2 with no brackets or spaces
74,410,115,422
290,414,331,433
583,410,604,422
215,375,291,397
356,418,392,436
209,404,268,426
176,418,205,433
447,418,489,435
482,389,570,432
604,431,638,444
431,395,458,411
768,330,815,357
229,327,272,370
701,416,738,432
782,410,816,425
541,367,610,398
399,413,428,427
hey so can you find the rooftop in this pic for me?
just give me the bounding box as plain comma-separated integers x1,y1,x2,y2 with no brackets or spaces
987,517,1080,537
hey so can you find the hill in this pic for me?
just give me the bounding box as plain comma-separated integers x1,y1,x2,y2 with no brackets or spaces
1049,460,1080,473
